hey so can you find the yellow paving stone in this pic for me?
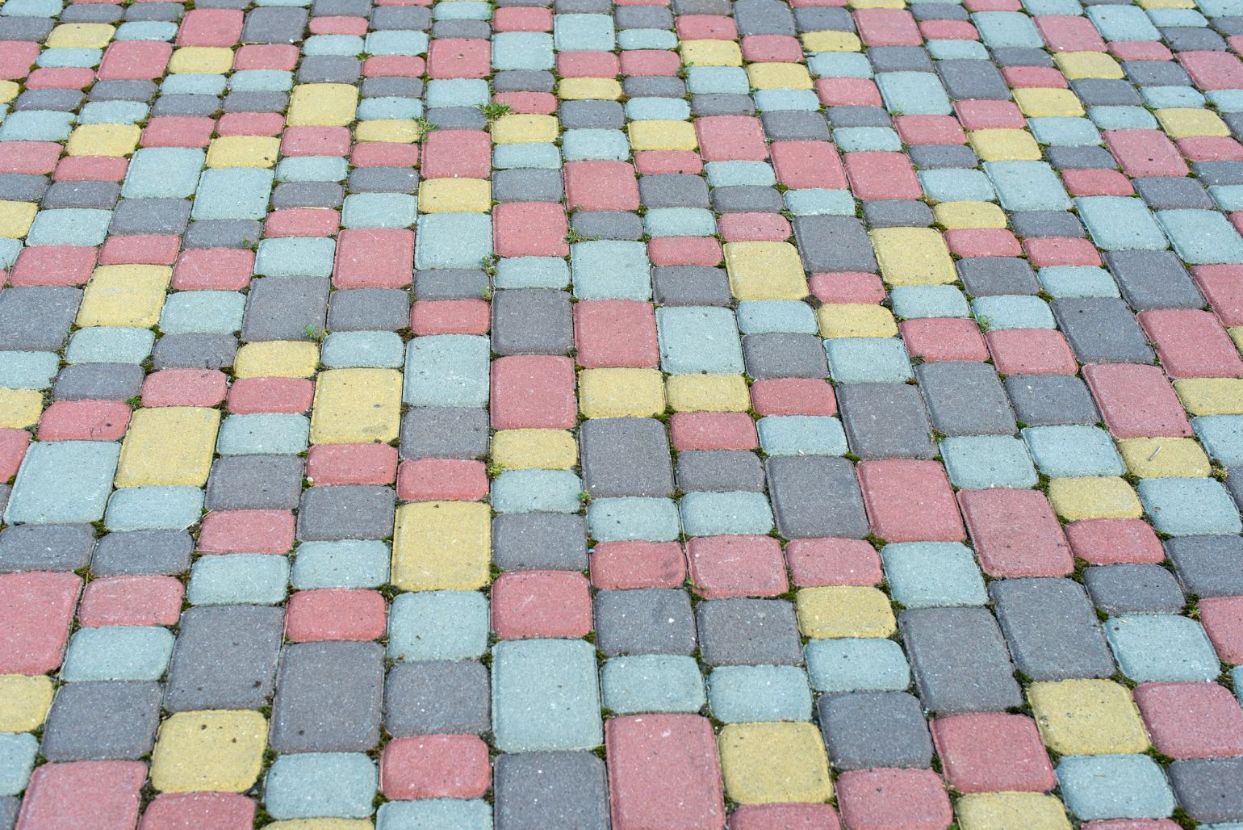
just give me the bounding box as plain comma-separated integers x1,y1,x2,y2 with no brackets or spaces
491,429,578,470
66,123,141,157
267,823,374,830
1175,378,1243,415
47,22,114,48
115,407,221,488
491,114,559,144
354,120,420,143
968,129,1043,161
870,228,956,285
0,389,43,429
1027,679,1149,755
579,368,666,418
1054,51,1124,80
418,178,492,213
1230,326,1243,353
0,674,54,732
719,722,833,804
666,374,750,412
169,46,233,74
392,502,491,591
628,120,698,151
802,31,862,51
206,135,281,168
558,77,623,100
310,369,402,445
679,39,743,66
76,264,171,328
233,341,320,379
1012,88,1085,118
849,0,905,8
817,304,898,338
150,710,268,793
934,201,1008,230
747,63,813,90
288,83,359,127
1046,476,1142,521
722,241,809,300
796,586,896,638
0,201,36,238
957,793,1072,830
1157,108,1230,139
1118,438,1211,478
1138,0,1194,7
0,82,18,104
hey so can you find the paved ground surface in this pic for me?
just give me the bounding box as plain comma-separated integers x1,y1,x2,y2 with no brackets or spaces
7,0,1243,828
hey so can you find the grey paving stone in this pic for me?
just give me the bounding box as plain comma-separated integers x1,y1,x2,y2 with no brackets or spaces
676,451,766,493
938,60,1009,99
327,288,409,332
205,455,303,511
90,530,193,576
0,287,81,351
297,486,395,541
615,5,672,26
990,47,1053,67
697,598,803,666
1225,466,1243,510
735,0,795,33
1168,758,1243,823
90,80,157,102
494,752,610,830
0,487,10,522
152,94,220,117
1047,146,1118,170
1051,298,1155,364
559,101,624,130
1163,27,1225,51
795,6,854,28
0,174,49,202
164,606,284,711
838,383,936,459
990,578,1115,681
54,363,143,403
0,17,52,39
184,219,262,248
909,145,980,169
826,106,892,128
760,110,831,140
40,682,162,761
414,269,488,300
384,660,490,736
1071,78,1142,106
623,76,685,97
862,200,934,228
1195,161,1243,186
1103,250,1204,310
400,407,490,460
916,363,1017,436
493,513,587,571
742,333,828,379
911,3,967,20
817,691,933,770
348,167,418,194
243,277,330,341
793,215,878,273
868,46,933,72
432,19,490,37
1134,176,1215,210
691,94,755,116
0,524,94,574
0,797,16,830
766,456,869,538
640,174,709,208
595,589,696,657
272,181,344,210
672,0,730,13
493,168,564,202
371,5,430,28
1124,60,1191,86
126,3,182,20
712,186,783,213
899,607,1023,714
243,6,307,42
956,257,1039,295
151,333,238,371
270,641,384,752
223,91,288,113
1165,535,1243,597
428,107,487,130
361,77,422,98
1084,565,1185,615
580,418,674,499
652,266,731,306
572,211,643,241
43,181,119,210
1010,210,1086,238
495,71,556,94
109,198,188,234
1005,374,1099,427
15,90,84,112
492,289,573,355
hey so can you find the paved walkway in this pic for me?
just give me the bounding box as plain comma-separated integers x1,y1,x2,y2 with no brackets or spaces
4,0,1243,827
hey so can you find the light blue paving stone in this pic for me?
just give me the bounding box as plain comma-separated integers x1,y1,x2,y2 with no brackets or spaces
60,626,174,682
625,97,691,121
26,209,111,246
890,285,970,319
402,335,490,408
492,469,583,513
0,241,19,270
985,161,1072,211
275,156,347,182
123,148,204,198
1211,186,1243,212
918,169,997,203
657,307,744,374
1202,0,1243,14
364,31,428,55
808,52,872,78
736,301,819,334
618,29,678,50
5,441,119,525
1138,477,1243,536
686,67,751,95
292,540,390,590
876,71,952,115
415,214,492,270
1235,667,1243,706
1087,4,1162,39
587,497,680,542
826,338,914,384
940,435,1038,489
494,257,570,289
320,331,405,369
377,800,492,830
554,13,615,50
1038,266,1121,298
79,101,148,124
1104,615,1221,682
643,207,717,237
358,97,423,121
972,11,1043,46
434,1,489,19
971,295,1055,330
754,90,820,111
342,193,417,228
707,666,814,723
571,241,651,301
215,414,310,456
493,143,561,170
926,39,989,59
833,127,902,152
388,590,488,662
1057,755,1175,821
265,753,377,820
1022,0,1082,14
1089,106,1158,130
1,0,60,14
705,161,775,187
159,291,246,334
492,639,603,753
42,47,104,67
601,655,707,715
492,32,554,70
254,237,336,277
64,327,154,364
1209,90,1243,112
1158,209,1243,264
163,74,225,95
230,69,293,92
757,416,848,456
785,188,857,216
0,352,58,389
1029,117,1101,147
679,491,775,536
881,542,988,608
1143,86,1205,109
0,733,37,797
1148,8,1207,25
1194,415,1243,465
104,486,203,531
805,638,911,693
303,35,365,56
561,129,630,161
0,110,73,141
426,79,488,108
187,554,290,606
1022,425,1125,477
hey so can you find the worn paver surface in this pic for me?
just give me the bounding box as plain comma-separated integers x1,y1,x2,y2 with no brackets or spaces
6,0,1243,826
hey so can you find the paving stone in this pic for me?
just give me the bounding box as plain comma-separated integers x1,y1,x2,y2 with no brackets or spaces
492,639,602,752
580,418,674,499
400,407,490,460
90,530,192,576
766,456,869,538
385,661,490,736
900,607,1023,714
269,641,384,752
817,691,933,770
916,363,1017,436
1084,564,1185,615
1005,374,1100,426
595,589,696,656
1167,757,1243,823
1165,535,1243,597
838,383,936,459
205,455,303,511
493,513,587,571
327,289,410,331
989,578,1116,681
40,682,161,762
492,289,573,355
676,451,766,493
0,287,81,351
493,752,610,830
696,598,803,666
1052,297,1156,364
297,486,395,541
1103,250,1205,310
163,606,284,711
0,524,94,573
